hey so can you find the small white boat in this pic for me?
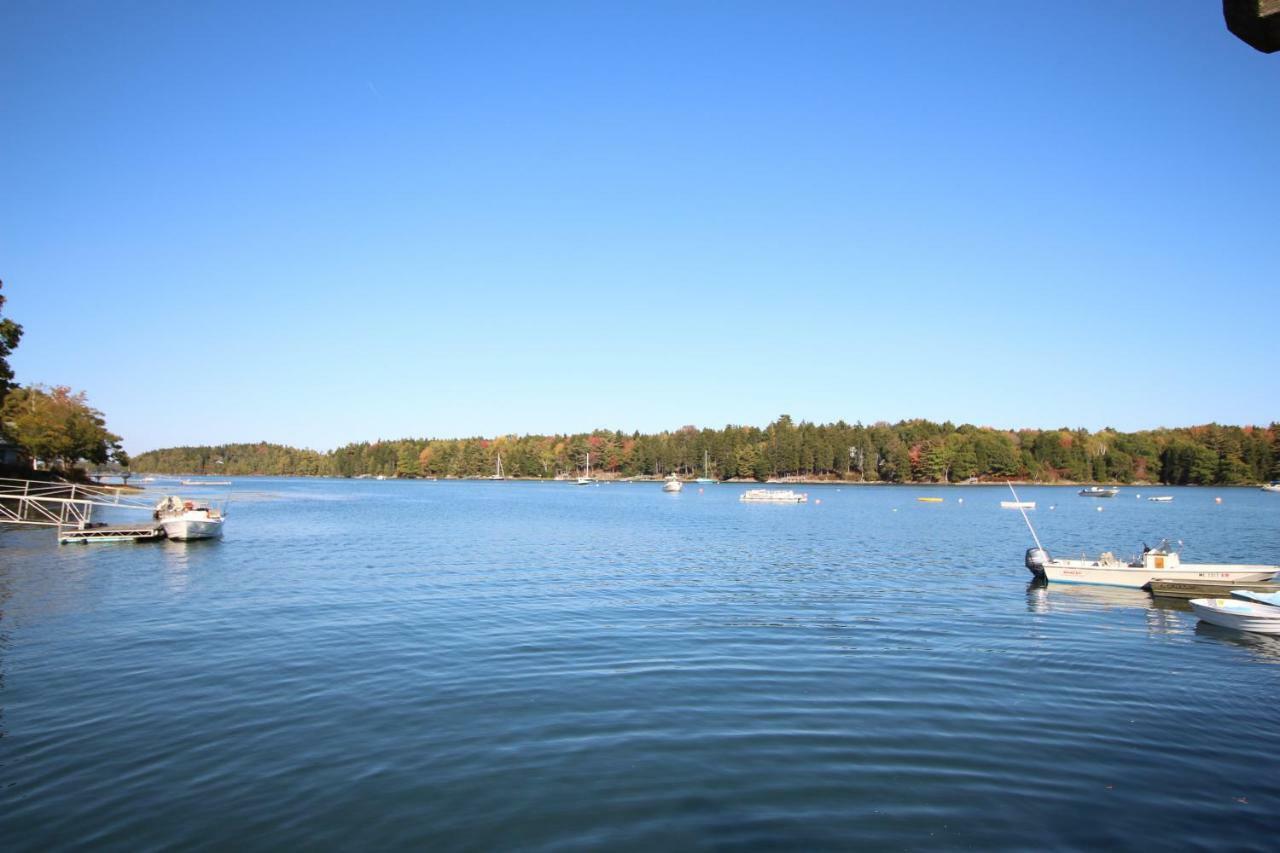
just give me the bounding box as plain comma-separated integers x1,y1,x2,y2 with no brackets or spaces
740,488,807,503
662,473,683,493
1078,486,1119,498
1190,598,1280,634
1147,496,1173,502
489,453,505,480
154,496,225,541
1262,481,1280,493
181,479,232,486
1232,589,1280,608
1001,500,1035,509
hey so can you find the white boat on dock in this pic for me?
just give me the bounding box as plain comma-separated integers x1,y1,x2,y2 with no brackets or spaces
1189,598,1280,634
740,488,807,503
155,495,225,540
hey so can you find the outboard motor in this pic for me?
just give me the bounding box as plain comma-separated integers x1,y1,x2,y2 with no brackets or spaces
1025,547,1051,575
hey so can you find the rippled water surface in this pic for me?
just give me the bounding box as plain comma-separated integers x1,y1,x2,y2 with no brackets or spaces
2,480,1279,849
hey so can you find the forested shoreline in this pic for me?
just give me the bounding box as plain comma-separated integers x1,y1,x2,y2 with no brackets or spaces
130,417,1279,486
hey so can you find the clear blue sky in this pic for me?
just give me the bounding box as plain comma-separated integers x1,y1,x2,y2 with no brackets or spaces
2,1,1276,453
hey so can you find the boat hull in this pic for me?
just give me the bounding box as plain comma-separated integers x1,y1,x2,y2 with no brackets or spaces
1190,598,1280,634
1043,561,1278,589
162,518,224,541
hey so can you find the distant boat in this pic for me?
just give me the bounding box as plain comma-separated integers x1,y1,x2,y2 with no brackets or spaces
1189,598,1280,634
917,497,943,503
1147,496,1174,502
1001,500,1035,509
575,453,594,486
181,479,232,486
694,450,715,484
1262,481,1280,493
740,488,807,503
662,473,683,493
489,453,505,480
1078,486,1119,498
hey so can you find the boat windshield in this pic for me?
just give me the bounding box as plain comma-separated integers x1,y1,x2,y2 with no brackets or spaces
1150,538,1174,555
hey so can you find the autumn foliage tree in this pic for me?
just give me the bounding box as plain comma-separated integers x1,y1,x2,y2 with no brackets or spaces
0,385,123,469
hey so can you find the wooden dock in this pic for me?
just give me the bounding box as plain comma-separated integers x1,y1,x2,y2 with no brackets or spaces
59,523,165,544
1148,579,1280,599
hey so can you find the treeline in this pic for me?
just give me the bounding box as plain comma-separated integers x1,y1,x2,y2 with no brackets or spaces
131,417,1280,485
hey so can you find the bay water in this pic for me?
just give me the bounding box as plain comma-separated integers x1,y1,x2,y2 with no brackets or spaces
1,480,1277,849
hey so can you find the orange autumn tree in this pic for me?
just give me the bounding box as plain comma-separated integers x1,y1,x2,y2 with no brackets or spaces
0,384,122,470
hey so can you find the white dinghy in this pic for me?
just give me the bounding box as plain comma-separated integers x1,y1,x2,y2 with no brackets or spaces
1189,598,1280,635
1231,589,1280,608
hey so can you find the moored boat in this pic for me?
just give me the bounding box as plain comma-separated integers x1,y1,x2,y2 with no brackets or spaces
1263,481,1280,493
1024,539,1278,589
1189,598,1280,634
155,495,225,541
917,496,943,503
1078,486,1119,498
740,488,807,503
1000,500,1035,509
662,473,683,493
1147,496,1173,502
1231,589,1280,608
694,450,715,484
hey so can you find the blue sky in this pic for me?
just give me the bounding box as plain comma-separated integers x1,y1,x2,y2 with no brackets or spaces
2,1,1276,453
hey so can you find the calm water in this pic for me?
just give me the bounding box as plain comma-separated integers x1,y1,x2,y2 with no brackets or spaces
2,480,1278,849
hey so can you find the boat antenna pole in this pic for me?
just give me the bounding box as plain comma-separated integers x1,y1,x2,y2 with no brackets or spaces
1007,480,1043,551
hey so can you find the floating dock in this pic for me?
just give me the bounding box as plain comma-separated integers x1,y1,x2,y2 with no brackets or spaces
1148,579,1280,599
58,523,165,544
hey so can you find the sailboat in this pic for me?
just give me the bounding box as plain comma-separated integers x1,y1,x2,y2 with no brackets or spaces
489,452,505,480
694,450,715,484
575,453,594,485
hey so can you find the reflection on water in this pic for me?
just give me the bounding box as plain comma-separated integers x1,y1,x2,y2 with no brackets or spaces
1025,579,1196,637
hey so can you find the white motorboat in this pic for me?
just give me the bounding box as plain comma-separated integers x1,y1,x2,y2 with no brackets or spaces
1024,539,1278,589
1007,482,1277,589
1189,598,1280,634
1263,481,1280,493
1147,496,1174,502
154,495,225,541
1000,500,1035,509
662,473,683,493
740,488,807,503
